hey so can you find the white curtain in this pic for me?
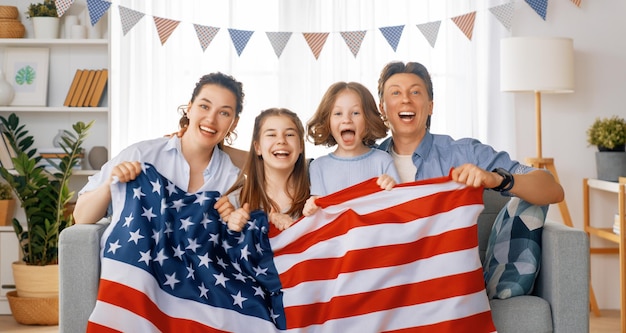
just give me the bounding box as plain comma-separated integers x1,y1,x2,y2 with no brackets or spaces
110,0,515,159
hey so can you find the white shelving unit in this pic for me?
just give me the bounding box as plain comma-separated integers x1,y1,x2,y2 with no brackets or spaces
0,38,110,158
0,226,19,314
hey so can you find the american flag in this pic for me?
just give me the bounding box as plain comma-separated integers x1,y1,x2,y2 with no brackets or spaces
87,163,496,333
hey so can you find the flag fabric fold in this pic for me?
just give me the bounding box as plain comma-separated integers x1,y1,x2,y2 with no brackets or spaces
88,163,496,332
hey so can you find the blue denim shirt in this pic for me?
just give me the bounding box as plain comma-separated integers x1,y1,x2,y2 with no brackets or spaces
377,131,534,184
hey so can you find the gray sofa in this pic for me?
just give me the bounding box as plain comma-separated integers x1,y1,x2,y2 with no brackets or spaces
58,190,589,333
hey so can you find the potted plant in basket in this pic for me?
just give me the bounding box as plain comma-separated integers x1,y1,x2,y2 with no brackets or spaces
0,113,91,325
25,0,59,39
586,115,626,182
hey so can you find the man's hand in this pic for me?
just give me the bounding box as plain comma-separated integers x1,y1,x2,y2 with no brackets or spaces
451,164,502,189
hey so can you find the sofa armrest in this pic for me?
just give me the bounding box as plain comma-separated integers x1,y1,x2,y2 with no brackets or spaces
535,220,590,333
59,219,110,333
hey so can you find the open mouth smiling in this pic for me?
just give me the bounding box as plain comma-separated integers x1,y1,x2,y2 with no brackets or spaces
399,112,416,120
199,125,217,134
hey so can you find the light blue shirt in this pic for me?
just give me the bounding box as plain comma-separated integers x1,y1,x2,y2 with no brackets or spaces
81,136,240,197
309,148,401,196
377,131,534,183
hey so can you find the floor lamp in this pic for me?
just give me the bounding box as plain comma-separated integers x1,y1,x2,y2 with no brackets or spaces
500,36,574,228
500,36,602,316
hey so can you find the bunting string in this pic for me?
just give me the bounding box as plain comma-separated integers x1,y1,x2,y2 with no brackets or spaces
55,0,580,60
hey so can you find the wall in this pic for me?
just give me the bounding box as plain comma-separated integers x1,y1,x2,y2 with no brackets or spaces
511,0,626,310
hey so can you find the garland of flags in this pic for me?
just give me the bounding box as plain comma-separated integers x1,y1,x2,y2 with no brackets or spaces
54,0,581,59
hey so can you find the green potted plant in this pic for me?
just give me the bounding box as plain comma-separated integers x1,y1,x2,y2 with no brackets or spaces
0,113,91,324
25,0,59,39
0,181,15,226
586,115,626,151
586,115,626,182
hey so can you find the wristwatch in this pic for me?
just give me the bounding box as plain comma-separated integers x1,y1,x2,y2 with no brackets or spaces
491,168,514,192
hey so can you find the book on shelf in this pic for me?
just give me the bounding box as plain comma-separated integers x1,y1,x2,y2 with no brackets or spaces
83,70,103,107
63,69,84,107
76,70,96,107
69,70,91,107
89,69,108,107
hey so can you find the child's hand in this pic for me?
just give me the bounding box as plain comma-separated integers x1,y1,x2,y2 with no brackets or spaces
302,196,320,216
376,174,396,191
111,161,142,183
214,196,235,222
226,203,250,232
269,210,294,231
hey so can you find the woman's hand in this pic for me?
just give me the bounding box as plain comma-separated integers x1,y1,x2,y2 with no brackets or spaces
302,196,320,217
214,196,235,222
111,161,142,183
376,174,396,190
226,204,250,232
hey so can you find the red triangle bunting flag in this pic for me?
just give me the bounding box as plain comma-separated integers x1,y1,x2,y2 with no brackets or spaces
54,0,74,17
193,24,220,52
489,3,515,31
154,17,181,45
451,12,476,40
119,6,145,36
340,30,367,58
266,32,293,58
525,0,548,20
416,21,441,48
302,33,329,60
570,0,581,7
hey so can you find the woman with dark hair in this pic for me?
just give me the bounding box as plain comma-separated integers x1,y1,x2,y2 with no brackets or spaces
74,72,246,224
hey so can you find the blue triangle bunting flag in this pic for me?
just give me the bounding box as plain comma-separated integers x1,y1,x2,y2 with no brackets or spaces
228,29,255,56
87,0,111,26
379,25,404,52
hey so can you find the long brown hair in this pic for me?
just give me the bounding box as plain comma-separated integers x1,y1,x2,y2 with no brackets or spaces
225,108,310,218
307,81,388,147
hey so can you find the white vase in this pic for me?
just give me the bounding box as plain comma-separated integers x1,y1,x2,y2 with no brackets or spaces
32,17,60,39
0,70,14,106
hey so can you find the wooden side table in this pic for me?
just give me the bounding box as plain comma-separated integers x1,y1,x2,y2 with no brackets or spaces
584,177,626,331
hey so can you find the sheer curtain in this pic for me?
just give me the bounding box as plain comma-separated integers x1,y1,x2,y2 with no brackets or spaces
110,0,514,159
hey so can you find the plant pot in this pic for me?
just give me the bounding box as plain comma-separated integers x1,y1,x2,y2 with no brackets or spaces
595,151,626,182
12,261,59,298
6,291,58,325
31,17,59,39
0,198,15,226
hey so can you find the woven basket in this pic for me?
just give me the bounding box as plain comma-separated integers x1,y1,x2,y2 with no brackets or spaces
6,291,59,325
0,19,25,38
0,6,18,19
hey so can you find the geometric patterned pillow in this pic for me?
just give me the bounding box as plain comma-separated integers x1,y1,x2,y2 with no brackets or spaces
483,197,548,299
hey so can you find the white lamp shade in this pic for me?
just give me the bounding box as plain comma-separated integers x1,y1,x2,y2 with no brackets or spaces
500,37,574,93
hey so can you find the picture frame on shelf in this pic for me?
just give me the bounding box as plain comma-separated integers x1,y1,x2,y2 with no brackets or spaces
2,47,50,106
